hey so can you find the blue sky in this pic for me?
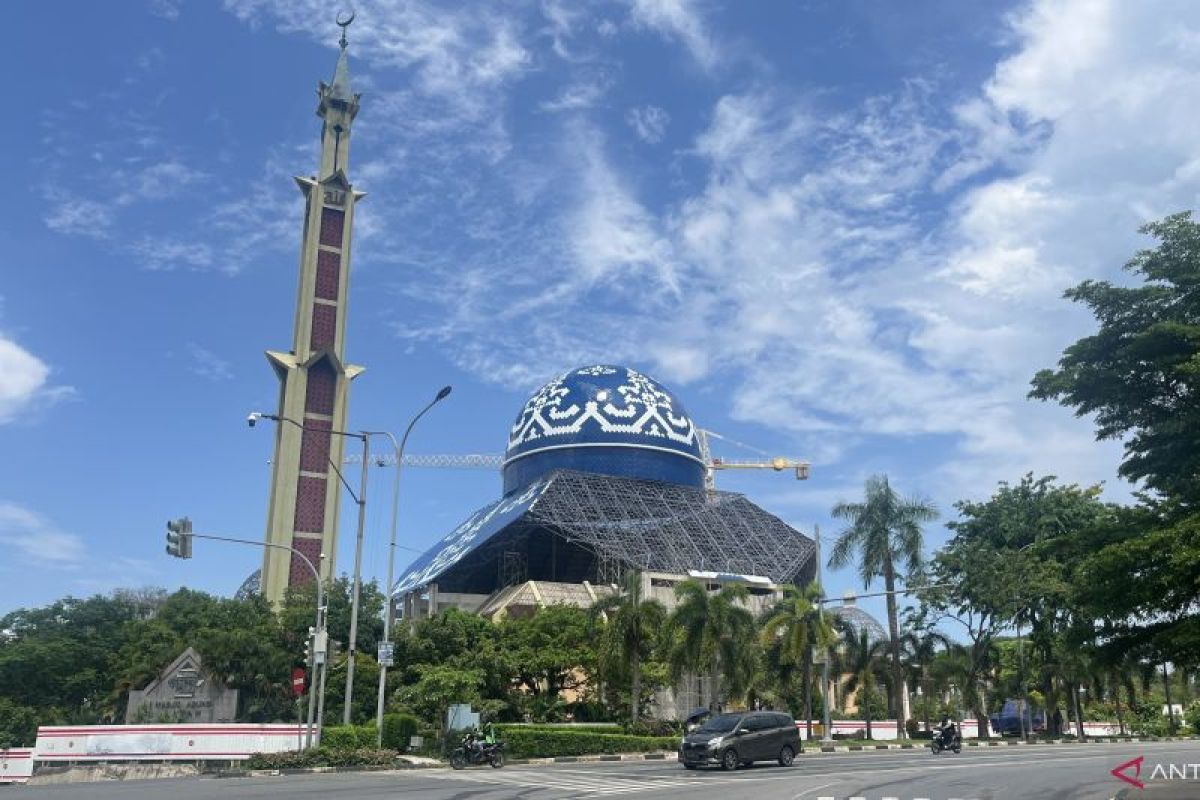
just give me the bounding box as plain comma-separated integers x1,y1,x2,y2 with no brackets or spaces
3,1,1199,625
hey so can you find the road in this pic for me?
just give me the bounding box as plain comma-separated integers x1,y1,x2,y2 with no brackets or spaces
15,741,1199,800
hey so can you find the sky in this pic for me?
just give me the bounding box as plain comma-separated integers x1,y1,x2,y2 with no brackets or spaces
2,0,1199,625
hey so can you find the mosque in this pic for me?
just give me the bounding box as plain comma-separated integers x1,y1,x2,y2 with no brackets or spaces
255,18,881,719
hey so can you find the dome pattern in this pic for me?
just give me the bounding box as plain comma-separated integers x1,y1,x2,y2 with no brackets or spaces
502,365,705,493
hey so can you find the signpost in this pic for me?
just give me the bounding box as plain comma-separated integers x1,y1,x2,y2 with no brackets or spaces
377,642,394,668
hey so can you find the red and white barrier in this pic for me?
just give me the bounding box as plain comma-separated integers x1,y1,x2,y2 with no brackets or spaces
0,748,34,783
33,724,305,762
796,719,1125,740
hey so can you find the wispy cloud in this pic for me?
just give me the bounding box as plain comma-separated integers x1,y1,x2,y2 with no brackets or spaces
625,105,670,143
187,343,234,382
627,0,719,70
0,502,87,568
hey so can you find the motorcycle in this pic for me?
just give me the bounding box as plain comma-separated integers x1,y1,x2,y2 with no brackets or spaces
450,735,505,769
930,725,962,755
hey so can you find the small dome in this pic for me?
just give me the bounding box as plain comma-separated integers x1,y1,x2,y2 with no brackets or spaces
502,365,705,493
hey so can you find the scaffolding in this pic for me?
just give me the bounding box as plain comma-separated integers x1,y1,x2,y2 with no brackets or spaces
395,469,817,598
526,470,816,587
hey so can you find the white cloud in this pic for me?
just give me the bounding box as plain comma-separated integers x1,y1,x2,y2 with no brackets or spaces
187,343,234,382
0,333,72,424
0,503,87,568
130,236,215,271
540,78,612,112
628,0,718,70
625,105,670,143
43,195,114,239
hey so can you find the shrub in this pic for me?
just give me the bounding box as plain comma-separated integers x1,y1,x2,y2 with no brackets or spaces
321,724,378,750
626,719,681,737
498,729,678,759
496,723,622,736
244,747,396,770
1184,700,1200,736
382,713,420,751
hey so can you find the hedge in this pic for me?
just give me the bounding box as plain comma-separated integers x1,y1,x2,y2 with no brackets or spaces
499,729,678,759
496,724,623,736
382,713,421,751
244,747,395,770
321,724,378,750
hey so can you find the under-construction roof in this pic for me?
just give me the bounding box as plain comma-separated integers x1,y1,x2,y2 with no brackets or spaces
394,469,816,595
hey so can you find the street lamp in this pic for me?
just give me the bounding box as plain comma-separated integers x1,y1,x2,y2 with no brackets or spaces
371,385,452,747
249,411,370,726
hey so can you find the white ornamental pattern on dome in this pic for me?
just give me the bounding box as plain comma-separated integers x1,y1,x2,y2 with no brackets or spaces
508,366,697,452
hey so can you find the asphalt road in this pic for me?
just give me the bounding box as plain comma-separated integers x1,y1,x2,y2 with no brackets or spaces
13,741,1199,800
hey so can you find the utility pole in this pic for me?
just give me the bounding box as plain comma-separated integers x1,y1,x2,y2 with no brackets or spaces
816,524,833,744
343,433,370,725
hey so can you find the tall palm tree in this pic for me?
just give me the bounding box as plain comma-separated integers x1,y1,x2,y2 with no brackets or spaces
830,475,937,737
835,621,890,739
590,571,666,724
665,580,756,710
759,582,836,738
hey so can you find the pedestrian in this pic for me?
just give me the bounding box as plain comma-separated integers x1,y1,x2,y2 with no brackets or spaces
1053,708,1063,736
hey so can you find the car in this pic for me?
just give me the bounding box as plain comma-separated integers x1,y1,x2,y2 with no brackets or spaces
678,711,802,770
989,699,1045,736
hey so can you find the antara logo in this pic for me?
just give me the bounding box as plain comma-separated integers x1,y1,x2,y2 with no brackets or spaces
1111,756,1144,789
1111,755,1200,789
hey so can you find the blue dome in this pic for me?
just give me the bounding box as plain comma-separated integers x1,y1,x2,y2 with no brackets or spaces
503,365,705,493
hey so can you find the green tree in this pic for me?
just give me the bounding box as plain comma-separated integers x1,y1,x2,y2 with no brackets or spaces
830,475,937,737
899,615,950,734
501,605,595,701
0,697,39,748
590,571,666,725
835,622,889,739
1030,211,1200,505
665,580,757,708
759,582,834,738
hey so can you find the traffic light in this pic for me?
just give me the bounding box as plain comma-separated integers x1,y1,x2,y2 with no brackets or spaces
166,517,193,559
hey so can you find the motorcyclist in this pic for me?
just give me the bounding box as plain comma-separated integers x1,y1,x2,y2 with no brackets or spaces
483,722,497,747
937,715,958,746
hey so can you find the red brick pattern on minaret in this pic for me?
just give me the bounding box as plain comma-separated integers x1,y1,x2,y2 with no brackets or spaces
304,361,337,415
293,475,328,532
299,418,332,472
319,208,345,247
310,303,337,350
315,251,341,300
289,537,323,586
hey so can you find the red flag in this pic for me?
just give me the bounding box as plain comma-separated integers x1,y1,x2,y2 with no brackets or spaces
292,667,307,697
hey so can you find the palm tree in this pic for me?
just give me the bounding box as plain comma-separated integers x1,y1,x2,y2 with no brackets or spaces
835,621,890,740
900,626,951,734
934,640,1000,736
830,475,937,737
590,570,667,725
759,582,836,738
665,580,757,710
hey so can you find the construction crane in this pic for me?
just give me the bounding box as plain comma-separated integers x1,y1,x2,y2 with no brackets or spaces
344,429,810,491
345,453,502,469
696,429,810,491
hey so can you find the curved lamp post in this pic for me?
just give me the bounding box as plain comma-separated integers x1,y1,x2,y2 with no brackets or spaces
372,385,453,745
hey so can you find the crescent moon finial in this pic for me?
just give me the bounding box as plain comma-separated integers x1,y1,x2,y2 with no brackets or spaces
336,9,355,49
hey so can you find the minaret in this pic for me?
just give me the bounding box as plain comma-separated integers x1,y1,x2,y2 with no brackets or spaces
261,17,365,606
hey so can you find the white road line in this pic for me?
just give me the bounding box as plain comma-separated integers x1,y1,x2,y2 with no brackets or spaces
791,781,840,799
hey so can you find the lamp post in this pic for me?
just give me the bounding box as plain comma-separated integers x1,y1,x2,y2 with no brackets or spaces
815,524,833,744
249,411,369,726
371,385,452,747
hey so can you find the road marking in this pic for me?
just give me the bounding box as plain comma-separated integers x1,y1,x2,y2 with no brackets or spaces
422,767,697,796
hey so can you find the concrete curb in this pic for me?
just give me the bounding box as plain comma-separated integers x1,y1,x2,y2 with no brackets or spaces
811,736,1196,753
214,737,1200,776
